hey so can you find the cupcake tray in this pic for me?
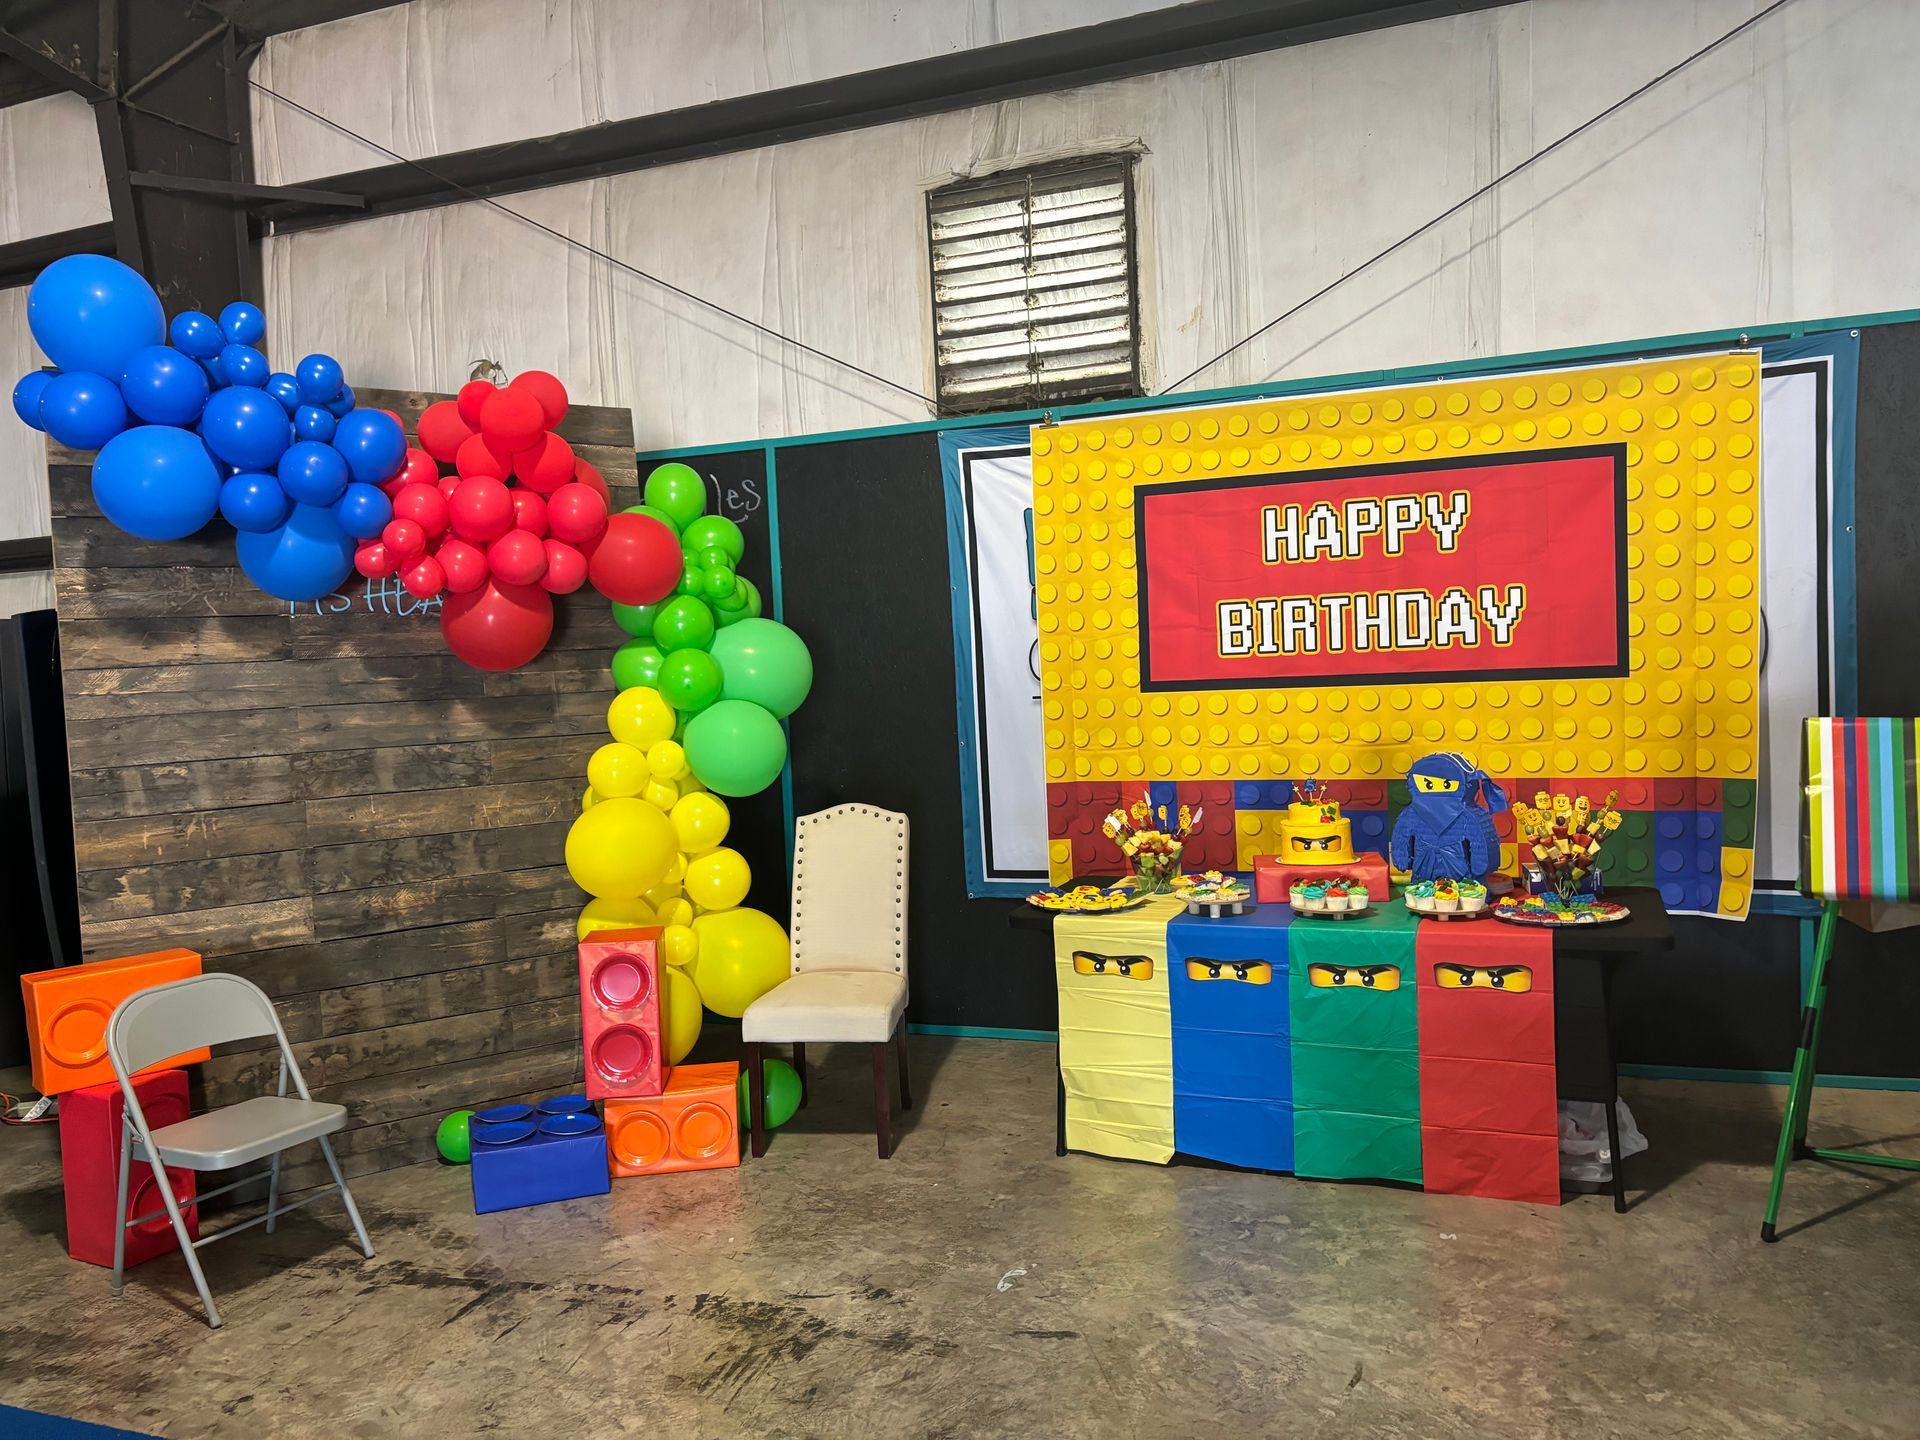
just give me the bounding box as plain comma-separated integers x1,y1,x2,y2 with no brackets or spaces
1289,902,1373,921
1183,896,1256,918
1407,904,1493,922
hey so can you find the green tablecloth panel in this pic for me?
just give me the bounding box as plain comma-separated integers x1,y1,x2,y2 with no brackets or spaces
1292,1108,1424,1185
1290,1041,1420,1113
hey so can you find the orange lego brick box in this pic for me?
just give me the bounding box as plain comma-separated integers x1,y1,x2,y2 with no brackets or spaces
20,949,209,1096
605,1061,741,1177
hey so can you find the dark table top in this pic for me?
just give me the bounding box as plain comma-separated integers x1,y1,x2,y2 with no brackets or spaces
1007,877,1674,952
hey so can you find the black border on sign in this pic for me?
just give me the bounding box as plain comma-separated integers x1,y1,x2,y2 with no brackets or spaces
1131,443,1631,692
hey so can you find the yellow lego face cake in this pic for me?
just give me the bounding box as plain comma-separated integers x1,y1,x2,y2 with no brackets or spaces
1280,801,1355,864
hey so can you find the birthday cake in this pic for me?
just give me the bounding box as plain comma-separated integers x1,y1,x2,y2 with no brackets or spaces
1278,796,1355,865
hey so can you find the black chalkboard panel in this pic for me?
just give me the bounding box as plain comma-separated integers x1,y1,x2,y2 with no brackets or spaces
776,432,1055,1029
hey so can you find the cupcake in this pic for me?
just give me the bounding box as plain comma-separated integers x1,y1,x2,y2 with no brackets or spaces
1405,880,1437,913
1458,879,1487,913
1288,881,1311,911
1298,880,1329,912
1432,879,1460,913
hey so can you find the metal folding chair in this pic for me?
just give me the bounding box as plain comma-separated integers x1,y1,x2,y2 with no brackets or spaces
1761,717,1920,1241
106,973,374,1326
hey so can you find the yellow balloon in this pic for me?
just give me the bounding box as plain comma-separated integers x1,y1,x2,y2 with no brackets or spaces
690,907,790,1018
646,739,689,780
661,962,702,1065
576,896,656,940
582,786,597,812
685,846,751,910
643,877,682,910
642,776,681,811
680,774,707,795
587,741,648,798
656,896,694,929
661,922,699,967
607,686,675,749
564,796,676,899
664,851,688,886
669,791,731,854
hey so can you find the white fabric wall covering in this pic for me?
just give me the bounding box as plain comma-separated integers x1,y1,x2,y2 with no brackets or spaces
0,93,111,243
251,0,1185,184
0,286,55,615
259,0,1920,450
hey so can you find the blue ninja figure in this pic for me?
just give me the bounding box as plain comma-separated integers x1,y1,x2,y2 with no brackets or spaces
1390,753,1508,881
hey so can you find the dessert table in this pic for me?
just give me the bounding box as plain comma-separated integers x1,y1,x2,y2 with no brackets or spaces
1008,879,1673,1212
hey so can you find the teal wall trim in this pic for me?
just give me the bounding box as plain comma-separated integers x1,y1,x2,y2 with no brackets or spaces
908,1023,1057,1042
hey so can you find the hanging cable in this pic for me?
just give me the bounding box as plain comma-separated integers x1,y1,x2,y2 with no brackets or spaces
1159,0,1801,396
245,79,938,410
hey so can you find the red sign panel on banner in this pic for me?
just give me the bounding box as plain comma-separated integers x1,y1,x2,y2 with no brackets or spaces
1136,446,1627,690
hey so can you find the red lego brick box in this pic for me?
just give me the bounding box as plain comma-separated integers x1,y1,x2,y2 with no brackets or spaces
1254,852,1391,904
59,1069,199,1268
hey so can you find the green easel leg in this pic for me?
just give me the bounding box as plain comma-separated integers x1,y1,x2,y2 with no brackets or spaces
1761,903,1837,1242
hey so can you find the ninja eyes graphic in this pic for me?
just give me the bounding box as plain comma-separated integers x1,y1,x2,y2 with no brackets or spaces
1307,963,1401,991
1434,963,1533,993
1071,952,1154,980
1183,958,1273,985
1291,835,1341,852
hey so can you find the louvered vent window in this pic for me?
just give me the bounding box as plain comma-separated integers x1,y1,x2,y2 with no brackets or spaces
928,156,1141,415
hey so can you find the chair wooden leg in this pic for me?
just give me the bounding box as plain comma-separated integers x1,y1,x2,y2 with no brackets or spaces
747,1042,767,1158
872,1041,893,1159
792,1043,807,1109
896,1019,913,1111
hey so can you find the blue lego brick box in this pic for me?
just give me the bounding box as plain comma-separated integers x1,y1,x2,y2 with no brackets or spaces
470,1095,612,1214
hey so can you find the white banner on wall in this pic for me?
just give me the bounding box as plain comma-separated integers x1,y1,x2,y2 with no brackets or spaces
941,334,1858,903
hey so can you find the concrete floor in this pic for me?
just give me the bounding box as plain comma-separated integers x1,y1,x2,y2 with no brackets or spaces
1,1038,1917,1439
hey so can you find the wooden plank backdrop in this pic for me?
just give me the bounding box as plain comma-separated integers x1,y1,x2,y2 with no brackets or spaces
49,388,636,1188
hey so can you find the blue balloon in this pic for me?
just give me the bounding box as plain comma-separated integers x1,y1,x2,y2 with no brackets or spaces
324,383,357,419
119,345,210,426
277,440,349,505
200,386,291,470
218,343,268,388
331,407,406,485
28,255,164,377
91,425,221,541
12,370,54,431
235,502,354,602
333,481,393,540
293,403,337,442
40,371,128,450
168,310,224,360
198,353,227,390
219,472,291,533
264,372,301,413
218,302,266,347
295,353,343,404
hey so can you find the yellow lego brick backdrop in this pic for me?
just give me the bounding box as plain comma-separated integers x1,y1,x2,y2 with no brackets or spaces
1034,354,1761,918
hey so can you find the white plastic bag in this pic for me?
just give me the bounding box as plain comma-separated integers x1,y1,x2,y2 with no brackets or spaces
1558,1099,1647,1182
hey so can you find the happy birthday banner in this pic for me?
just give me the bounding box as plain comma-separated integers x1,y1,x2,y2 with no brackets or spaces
1033,353,1763,918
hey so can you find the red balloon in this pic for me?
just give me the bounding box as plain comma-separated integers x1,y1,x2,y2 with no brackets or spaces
448,476,515,542
441,579,553,671
438,474,462,499
573,457,610,502
393,481,450,536
436,537,489,594
382,517,426,560
541,539,588,594
587,512,680,605
547,481,608,544
511,370,568,427
354,540,395,578
416,400,473,463
455,431,516,480
511,488,549,538
402,554,446,599
456,380,496,428
479,386,544,450
488,527,548,586
383,446,438,497
511,432,575,493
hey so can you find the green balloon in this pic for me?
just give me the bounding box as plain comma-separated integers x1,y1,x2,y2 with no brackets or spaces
702,564,737,600
737,1059,801,1129
611,600,659,639
657,647,724,714
698,546,732,572
676,565,704,598
714,577,762,627
742,578,763,619
682,515,745,566
653,593,716,651
611,639,665,691
622,503,681,534
684,699,788,796
643,462,708,530
436,1110,474,1164
709,618,813,719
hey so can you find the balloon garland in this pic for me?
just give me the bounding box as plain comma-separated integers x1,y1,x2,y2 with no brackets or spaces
566,464,815,1047
13,254,684,670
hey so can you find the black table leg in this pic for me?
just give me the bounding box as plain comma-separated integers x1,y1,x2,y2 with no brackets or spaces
1604,1090,1627,1212
1056,1058,1067,1157
1600,960,1628,1212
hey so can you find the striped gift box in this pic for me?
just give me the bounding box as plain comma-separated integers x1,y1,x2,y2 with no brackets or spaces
1800,718,1920,901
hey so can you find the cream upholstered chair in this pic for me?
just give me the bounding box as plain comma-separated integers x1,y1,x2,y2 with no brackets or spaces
742,803,911,1158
